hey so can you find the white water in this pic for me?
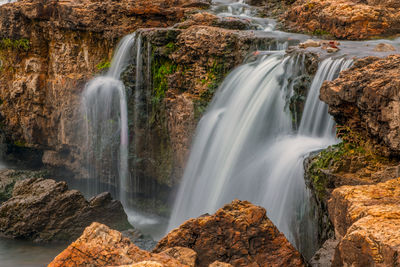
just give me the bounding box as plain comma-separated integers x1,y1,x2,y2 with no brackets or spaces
211,0,276,31
0,0,16,5
167,53,352,258
82,33,136,204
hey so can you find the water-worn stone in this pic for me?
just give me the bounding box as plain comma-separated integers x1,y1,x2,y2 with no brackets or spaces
0,178,131,242
328,178,400,266
154,200,305,267
283,0,400,40
48,222,191,267
320,55,400,156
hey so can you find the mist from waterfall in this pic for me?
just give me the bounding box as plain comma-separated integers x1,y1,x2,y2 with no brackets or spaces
167,53,352,258
82,33,137,205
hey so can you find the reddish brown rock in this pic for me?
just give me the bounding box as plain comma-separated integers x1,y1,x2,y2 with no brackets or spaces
48,222,190,267
153,200,305,267
0,178,131,242
320,55,400,157
328,178,400,266
283,0,400,40
0,0,207,180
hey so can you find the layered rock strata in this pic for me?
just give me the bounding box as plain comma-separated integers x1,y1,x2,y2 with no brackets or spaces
329,178,400,266
321,55,400,157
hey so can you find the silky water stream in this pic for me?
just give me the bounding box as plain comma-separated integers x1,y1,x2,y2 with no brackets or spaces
168,53,353,258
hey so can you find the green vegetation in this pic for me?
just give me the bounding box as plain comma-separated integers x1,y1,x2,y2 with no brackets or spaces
0,38,30,51
313,29,330,36
96,60,111,71
307,125,390,200
152,57,177,106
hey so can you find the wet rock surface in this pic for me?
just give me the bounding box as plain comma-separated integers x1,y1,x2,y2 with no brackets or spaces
0,178,131,242
0,0,209,183
154,200,305,267
321,55,400,157
328,178,400,266
282,0,400,40
48,222,193,267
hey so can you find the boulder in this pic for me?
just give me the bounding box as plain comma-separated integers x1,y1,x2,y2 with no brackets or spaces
48,222,192,267
0,178,131,242
328,178,400,266
320,55,400,156
153,200,305,267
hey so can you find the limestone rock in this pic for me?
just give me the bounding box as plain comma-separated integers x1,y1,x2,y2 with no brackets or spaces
283,0,400,40
0,178,131,242
320,55,400,156
154,200,305,267
48,222,190,267
328,178,400,266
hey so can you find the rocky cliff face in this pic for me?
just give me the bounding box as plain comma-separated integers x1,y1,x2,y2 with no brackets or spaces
0,0,208,180
321,55,400,157
306,54,400,265
282,0,400,39
329,178,400,266
0,0,285,199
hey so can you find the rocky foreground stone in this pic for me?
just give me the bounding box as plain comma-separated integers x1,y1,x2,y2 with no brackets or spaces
321,55,400,157
154,200,305,267
282,0,400,40
0,178,131,242
49,222,192,267
49,200,304,267
328,177,400,266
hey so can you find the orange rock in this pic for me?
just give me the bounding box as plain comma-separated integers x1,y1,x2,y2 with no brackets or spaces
328,178,400,266
153,200,305,267
283,0,400,40
321,55,400,157
48,222,190,267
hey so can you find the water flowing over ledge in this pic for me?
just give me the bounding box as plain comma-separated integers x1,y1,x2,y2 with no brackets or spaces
167,52,352,258
82,33,137,204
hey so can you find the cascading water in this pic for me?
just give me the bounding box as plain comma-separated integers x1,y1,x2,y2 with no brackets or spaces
211,0,276,31
0,0,16,5
82,33,137,204
167,53,352,259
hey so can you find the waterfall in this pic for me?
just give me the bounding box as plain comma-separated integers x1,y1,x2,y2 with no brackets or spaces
167,53,352,258
82,33,137,204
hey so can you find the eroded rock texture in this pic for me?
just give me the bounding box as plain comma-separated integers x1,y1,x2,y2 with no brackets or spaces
320,55,400,157
0,0,207,180
48,222,193,267
0,178,131,242
154,200,305,267
283,0,400,39
328,178,400,266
